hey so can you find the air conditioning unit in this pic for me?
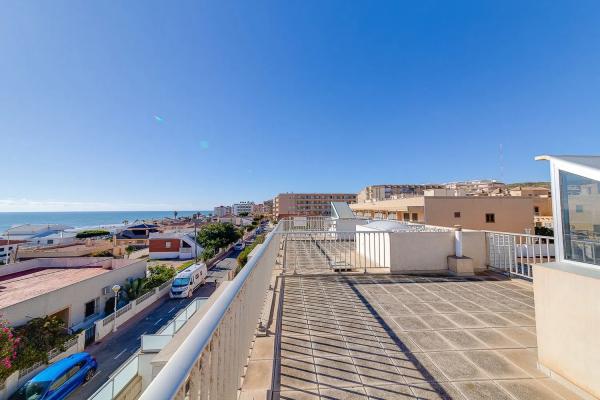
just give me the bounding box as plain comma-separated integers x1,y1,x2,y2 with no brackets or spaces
102,286,111,295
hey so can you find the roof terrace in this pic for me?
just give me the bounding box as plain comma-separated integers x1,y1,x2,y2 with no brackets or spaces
133,211,593,400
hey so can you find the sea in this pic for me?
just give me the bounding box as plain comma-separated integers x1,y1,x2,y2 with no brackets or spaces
0,211,212,233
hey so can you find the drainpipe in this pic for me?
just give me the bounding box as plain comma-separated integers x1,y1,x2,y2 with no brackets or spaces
454,225,463,258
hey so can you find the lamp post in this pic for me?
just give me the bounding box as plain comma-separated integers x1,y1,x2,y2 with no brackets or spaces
111,284,121,333
193,212,199,264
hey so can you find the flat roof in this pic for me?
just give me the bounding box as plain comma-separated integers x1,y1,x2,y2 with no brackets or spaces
0,266,109,309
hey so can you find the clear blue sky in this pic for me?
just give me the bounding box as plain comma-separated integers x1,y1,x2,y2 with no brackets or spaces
2,1,600,211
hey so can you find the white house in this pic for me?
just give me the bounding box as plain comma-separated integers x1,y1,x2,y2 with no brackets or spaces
149,232,203,260
2,224,76,246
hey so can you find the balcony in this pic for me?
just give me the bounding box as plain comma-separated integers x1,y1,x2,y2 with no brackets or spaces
136,218,586,400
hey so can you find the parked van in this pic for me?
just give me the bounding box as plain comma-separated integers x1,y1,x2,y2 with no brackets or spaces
170,263,207,298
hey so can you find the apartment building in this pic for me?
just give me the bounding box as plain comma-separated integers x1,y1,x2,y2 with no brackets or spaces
351,194,535,233
232,201,254,216
273,192,357,219
356,184,444,203
213,205,232,217
0,239,27,263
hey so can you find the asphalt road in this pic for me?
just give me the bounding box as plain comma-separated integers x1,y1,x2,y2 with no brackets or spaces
68,250,240,400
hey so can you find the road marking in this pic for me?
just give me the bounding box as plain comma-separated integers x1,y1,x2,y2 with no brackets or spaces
154,318,163,326
114,350,126,360
168,307,176,313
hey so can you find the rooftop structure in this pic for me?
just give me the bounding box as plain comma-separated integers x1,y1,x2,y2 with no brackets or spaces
351,195,536,233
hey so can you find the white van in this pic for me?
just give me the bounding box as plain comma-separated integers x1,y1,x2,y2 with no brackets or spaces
170,263,208,299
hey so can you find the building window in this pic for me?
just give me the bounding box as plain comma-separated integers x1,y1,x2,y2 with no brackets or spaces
454,212,461,218
403,213,410,221
412,213,418,221
559,171,600,266
165,241,172,248
84,299,97,318
534,206,540,214
485,213,495,223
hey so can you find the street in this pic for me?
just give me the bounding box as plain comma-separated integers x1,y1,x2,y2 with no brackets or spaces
68,250,240,400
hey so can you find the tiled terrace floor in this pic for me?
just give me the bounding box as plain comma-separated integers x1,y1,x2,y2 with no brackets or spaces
273,274,584,400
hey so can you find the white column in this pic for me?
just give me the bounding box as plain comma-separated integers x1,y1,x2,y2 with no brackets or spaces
454,225,463,258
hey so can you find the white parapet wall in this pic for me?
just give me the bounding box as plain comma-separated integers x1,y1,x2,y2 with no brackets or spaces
355,226,486,273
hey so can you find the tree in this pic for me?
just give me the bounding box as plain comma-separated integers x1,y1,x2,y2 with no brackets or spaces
147,264,177,288
125,245,136,257
123,277,147,300
196,223,241,251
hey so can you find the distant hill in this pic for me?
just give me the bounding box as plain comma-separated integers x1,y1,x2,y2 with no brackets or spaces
506,182,550,189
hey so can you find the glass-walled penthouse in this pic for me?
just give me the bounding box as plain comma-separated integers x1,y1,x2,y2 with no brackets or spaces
537,155,600,267
560,170,600,265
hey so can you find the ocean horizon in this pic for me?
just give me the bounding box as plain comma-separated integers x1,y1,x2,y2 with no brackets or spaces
0,210,212,233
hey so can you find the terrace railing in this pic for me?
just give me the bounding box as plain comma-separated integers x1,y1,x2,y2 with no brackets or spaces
138,226,281,400
485,231,554,280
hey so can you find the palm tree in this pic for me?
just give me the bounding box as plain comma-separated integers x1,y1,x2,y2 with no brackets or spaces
123,277,146,300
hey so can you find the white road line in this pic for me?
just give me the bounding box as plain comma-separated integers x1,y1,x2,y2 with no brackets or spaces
168,307,176,313
114,350,126,360
154,318,163,326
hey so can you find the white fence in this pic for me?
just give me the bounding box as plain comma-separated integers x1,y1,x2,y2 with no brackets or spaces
89,353,139,400
138,227,281,400
486,231,554,280
96,280,173,340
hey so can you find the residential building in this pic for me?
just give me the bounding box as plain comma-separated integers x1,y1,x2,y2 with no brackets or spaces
0,239,27,264
232,201,254,216
0,257,147,330
356,184,444,203
216,216,253,226
2,224,76,245
351,194,535,233
114,223,159,247
262,199,273,217
445,179,507,195
149,232,203,260
213,205,232,218
15,240,114,261
509,185,551,198
273,192,357,219
508,185,553,228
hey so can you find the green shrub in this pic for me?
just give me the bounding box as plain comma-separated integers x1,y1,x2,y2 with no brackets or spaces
147,264,177,288
76,230,110,239
91,249,113,257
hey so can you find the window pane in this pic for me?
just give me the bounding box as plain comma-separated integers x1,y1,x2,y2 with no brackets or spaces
559,171,600,266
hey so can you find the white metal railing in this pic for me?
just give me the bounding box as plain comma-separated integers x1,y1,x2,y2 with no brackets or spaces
278,216,336,232
282,231,392,274
89,353,139,400
138,226,281,400
485,231,554,280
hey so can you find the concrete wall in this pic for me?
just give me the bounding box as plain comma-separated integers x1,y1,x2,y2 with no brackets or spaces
534,263,600,399
424,196,535,233
1,259,147,328
355,228,486,273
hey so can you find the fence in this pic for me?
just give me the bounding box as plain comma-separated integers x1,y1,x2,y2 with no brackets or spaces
138,225,281,400
89,354,139,400
97,280,173,340
485,231,555,280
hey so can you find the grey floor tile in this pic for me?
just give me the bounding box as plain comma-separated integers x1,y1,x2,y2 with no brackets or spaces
319,386,369,400
454,381,514,400
275,389,320,400
280,357,318,390
364,384,415,399
444,313,487,329
419,314,458,330
468,328,522,349
314,356,362,387
496,379,567,400
436,330,487,350
409,381,466,399
425,351,488,381
394,316,429,331
407,331,454,352
463,350,529,379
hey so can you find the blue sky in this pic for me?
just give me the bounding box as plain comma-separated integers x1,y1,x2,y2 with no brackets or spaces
1,1,600,211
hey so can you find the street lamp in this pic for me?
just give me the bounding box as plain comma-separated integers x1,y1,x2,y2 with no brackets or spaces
193,212,199,264
111,284,121,333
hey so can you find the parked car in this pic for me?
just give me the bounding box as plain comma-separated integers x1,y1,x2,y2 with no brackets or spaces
10,352,97,400
233,241,245,251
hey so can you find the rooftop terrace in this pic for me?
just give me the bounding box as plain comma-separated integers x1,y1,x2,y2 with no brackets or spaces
273,274,580,400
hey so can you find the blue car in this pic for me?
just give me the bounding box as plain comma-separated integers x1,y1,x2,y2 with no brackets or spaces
10,352,97,400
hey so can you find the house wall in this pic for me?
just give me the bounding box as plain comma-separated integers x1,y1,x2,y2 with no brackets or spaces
534,263,600,399
424,197,535,233
149,239,181,252
1,260,147,328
